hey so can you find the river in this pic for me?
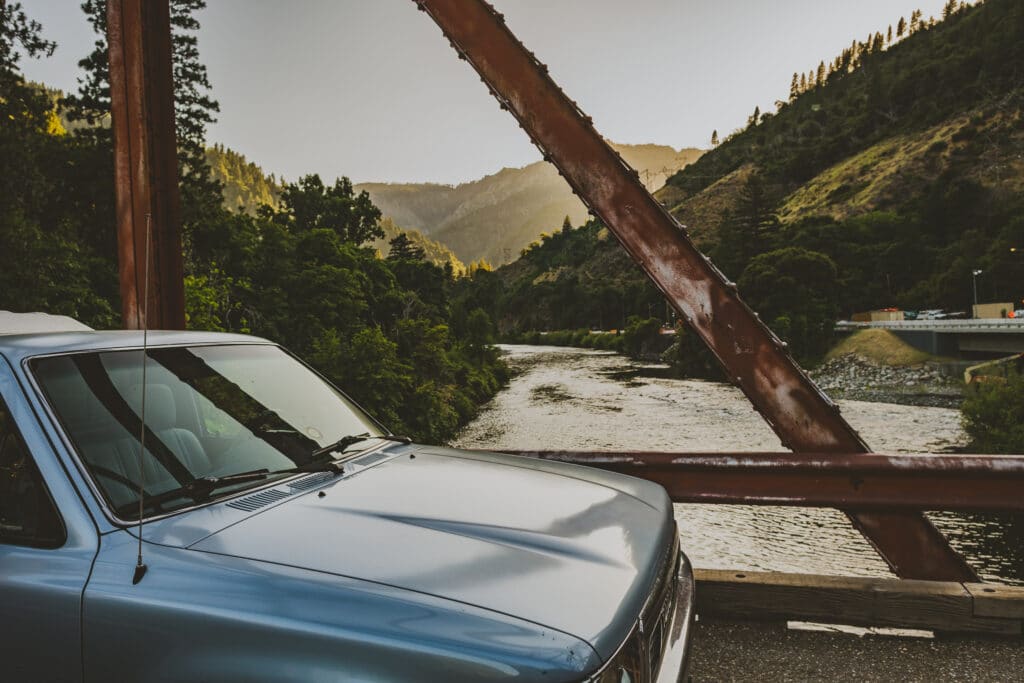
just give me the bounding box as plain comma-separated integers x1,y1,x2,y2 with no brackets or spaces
453,345,1023,584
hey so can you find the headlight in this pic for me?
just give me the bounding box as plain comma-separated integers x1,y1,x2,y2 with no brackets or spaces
587,628,644,682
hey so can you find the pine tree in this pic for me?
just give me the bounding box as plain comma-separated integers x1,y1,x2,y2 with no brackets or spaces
561,215,573,233
747,105,760,128
815,61,826,87
942,0,957,19
711,129,719,147
69,0,222,231
1,1,56,71
872,32,885,54
387,233,426,262
887,25,893,45
897,16,906,37
910,9,921,33
789,72,799,101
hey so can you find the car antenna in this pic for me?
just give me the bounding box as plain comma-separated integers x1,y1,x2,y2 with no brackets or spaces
132,214,152,586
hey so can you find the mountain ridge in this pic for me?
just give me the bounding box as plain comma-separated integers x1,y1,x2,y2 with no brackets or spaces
357,142,703,266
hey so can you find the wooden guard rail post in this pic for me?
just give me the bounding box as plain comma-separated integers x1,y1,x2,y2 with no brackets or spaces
415,0,976,582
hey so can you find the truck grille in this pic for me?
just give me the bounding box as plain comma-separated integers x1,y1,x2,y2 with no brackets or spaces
598,532,680,682
640,535,680,680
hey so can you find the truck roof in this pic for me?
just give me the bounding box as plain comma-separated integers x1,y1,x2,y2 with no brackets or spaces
0,329,271,364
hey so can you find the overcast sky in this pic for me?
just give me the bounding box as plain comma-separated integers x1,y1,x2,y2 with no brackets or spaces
22,0,952,184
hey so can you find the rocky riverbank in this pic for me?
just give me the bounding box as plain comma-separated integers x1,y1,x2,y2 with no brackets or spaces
810,354,965,408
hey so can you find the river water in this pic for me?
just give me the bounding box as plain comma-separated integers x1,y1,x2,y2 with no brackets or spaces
453,345,1023,584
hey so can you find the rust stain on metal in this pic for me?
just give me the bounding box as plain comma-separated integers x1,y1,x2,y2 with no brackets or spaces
107,0,185,330
416,0,976,581
502,451,1024,512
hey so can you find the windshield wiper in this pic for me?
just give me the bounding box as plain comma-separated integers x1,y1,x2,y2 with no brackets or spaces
115,469,278,517
117,434,417,518
309,433,412,460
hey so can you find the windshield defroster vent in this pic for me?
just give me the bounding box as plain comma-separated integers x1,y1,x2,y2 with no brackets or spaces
227,488,291,512
288,472,333,491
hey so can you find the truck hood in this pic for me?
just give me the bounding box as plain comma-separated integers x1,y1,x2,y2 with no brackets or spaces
186,446,675,658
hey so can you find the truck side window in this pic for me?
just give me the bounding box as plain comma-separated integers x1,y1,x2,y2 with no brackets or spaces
0,401,64,547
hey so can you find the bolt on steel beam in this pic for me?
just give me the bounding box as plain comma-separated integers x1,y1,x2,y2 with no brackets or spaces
107,0,185,330
415,0,976,581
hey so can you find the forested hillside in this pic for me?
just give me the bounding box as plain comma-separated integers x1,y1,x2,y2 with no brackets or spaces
463,0,1024,365
358,143,703,266
206,143,282,214
660,0,1023,309
0,1,505,443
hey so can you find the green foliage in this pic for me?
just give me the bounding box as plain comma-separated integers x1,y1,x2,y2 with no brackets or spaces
962,373,1024,453
182,174,507,442
387,232,426,262
739,247,839,362
268,175,383,246
621,316,663,358
661,324,723,380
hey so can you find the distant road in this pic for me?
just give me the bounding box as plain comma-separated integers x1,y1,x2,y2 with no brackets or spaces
835,319,1024,355
836,319,1024,333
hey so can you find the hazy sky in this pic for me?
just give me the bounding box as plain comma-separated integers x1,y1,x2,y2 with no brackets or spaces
23,0,952,184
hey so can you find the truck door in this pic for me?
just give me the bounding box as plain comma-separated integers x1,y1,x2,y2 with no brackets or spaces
0,367,97,682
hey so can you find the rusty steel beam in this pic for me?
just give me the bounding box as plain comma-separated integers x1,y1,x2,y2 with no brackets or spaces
502,451,1024,512
107,0,185,330
415,0,977,581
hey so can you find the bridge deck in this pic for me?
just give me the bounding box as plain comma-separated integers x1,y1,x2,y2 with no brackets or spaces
691,619,1023,682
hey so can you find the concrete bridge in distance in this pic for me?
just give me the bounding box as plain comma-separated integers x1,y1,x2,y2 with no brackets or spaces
835,319,1024,357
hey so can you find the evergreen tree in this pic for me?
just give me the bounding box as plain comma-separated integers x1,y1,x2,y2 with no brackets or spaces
387,233,426,262
711,129,719,147
168,0,222,228
897,16,907,37
943,0,957,19
799,72,807,92
68,0,222,240
789,72,799,101
561,215,573,233
747,105,760,128
887,25,893,44
0,1,56,70
871,32,884,54
815,61,826,87
910,10,921,33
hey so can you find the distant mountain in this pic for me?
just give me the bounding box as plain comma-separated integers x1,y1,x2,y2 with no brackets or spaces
357,142,703,266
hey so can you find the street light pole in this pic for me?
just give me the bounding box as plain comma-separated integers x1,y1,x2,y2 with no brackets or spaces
972,269,983,313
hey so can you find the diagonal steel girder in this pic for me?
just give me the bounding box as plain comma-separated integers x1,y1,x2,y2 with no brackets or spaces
415,0,976,581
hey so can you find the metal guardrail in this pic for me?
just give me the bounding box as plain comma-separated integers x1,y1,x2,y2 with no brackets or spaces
504,451,1024,512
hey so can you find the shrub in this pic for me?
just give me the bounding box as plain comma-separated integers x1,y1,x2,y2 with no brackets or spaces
962,373,1024,453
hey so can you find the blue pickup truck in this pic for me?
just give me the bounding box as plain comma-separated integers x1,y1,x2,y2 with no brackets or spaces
0,313,693,682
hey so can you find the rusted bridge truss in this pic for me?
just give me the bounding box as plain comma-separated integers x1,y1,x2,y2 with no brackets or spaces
107,0,1024,583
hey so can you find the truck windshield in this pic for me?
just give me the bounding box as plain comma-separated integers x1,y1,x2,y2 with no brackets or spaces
31,344,383,519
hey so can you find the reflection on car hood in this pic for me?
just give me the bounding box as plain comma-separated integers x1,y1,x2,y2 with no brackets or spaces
187,446,674,658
